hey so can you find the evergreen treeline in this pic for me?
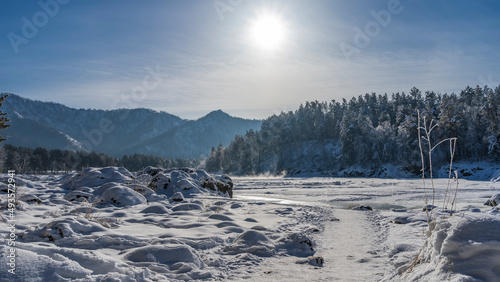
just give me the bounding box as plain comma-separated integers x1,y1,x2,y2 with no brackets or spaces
206,86,500,175
1,144,201,173
0,94,10,143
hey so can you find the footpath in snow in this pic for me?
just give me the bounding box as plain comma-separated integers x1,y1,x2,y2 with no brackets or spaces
318,208,388,281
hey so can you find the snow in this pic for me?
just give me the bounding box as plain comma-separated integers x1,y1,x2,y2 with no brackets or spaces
1,165,500,281
224,230,275,257
60,167,135,189
124,245,205,273
144,166,233,198
484,193,500,207
398,213,500,281
13,111,23,119
437,161,500,181
63,133,86,152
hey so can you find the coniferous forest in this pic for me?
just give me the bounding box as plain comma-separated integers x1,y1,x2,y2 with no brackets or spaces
205,86,500,175
0,144,200,174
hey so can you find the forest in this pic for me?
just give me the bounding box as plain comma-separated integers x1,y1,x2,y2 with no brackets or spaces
205,86,500,175
1,85,499,176
0,144,200,174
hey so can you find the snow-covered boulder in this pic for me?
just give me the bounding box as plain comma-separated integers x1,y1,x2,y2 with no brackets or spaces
276,232,315,257
148,170,204,196
422,204,437,211
142,167,233,198
36,217,108,241
484,193,500,207
64,190,93,202
171,191,185,202
94,183,147,207
126,183,161,202
296,256,324,267
171,203,204,212
0,182,8,193
140,204,171,214
19,194,42,204
197,171,234,197
59,167,134,189
172,171,203,192
136,166,164,177
224,230,275,257
148,172,172,191
0,246,92,280
125,244,203,267
391,216,411,224
124,244,209,279
201,174,233,198
353,205,373,211
0,176,45,190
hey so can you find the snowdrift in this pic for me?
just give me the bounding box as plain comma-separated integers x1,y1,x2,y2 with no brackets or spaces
401,212,500,281
0,167,327,281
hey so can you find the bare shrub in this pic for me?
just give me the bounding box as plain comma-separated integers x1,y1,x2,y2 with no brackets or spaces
417,110,458,229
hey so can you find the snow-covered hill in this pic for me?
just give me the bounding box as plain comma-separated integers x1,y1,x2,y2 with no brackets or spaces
2,94,262,158
124,110,263,158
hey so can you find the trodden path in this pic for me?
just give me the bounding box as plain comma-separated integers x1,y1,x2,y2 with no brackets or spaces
316,208,389,281
246,207,390,281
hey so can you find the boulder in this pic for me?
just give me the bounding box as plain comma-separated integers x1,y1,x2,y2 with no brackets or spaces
95,183,147,207
59,167,134,189
224,230,275,257
125,244,203,269
171,192,185,202
353,205,373,211
143,168,233,198
484,194,500,207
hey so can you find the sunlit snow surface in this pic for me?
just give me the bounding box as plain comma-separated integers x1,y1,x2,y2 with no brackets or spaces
1,168,499,281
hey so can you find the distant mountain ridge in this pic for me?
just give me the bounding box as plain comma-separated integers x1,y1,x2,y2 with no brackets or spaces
1,94,262,158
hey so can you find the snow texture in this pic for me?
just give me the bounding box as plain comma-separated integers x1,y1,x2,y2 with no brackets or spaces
400,214,500,281
1,164,500,281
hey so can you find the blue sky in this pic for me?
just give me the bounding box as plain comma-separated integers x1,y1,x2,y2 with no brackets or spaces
2,0,500,119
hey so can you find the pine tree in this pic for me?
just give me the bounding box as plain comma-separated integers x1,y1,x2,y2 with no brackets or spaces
0,94,11,143
340,109,357,165
482,86,500,160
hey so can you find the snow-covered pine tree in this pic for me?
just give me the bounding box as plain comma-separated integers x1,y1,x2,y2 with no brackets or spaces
482,86,500,160
0,94,11,143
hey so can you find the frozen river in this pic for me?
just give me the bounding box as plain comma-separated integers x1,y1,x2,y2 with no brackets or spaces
233,177,494,211
231,176,498,281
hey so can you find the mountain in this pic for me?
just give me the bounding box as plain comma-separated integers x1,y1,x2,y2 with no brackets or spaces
122,110,261,158
1,94,262,158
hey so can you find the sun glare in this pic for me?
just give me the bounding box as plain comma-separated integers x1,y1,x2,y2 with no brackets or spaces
249,13,286,50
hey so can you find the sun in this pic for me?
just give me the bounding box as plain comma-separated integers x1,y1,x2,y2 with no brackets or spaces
249,13,286,50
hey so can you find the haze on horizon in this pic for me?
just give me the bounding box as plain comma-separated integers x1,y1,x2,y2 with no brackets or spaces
1,0,500,120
